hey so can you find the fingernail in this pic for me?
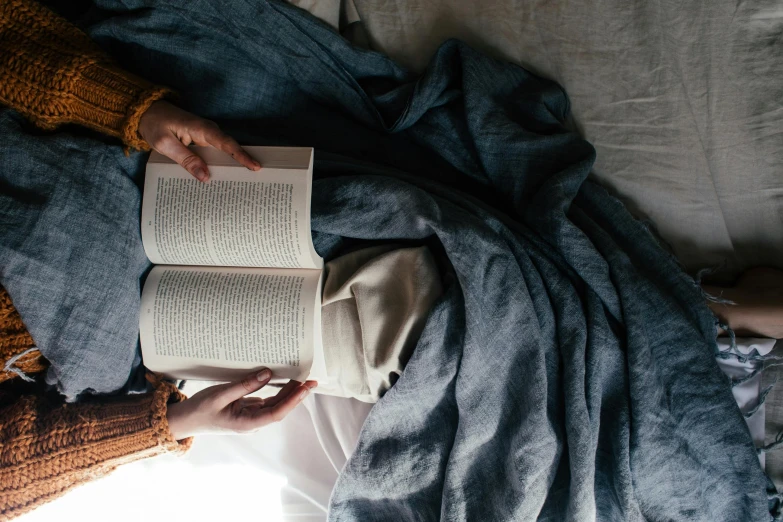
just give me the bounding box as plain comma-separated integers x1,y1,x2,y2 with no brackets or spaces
194,168,208,182
254,161,262,170
298,388,310,401
257,369,272,382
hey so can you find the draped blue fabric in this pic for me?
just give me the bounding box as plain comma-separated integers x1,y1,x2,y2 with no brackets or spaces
0,1,770,519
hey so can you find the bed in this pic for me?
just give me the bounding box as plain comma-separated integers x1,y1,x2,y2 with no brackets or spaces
291,0,783,505
262,1,783,515
291,0,783,509
2,0,782,520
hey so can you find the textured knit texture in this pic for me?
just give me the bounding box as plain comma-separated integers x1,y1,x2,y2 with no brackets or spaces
0,289,45,384
0,286,191,521
0,0,171,150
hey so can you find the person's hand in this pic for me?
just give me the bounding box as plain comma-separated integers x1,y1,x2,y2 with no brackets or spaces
138,100,261,182
166,368,318,440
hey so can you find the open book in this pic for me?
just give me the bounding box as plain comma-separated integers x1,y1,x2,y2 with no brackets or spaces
139,146,326,384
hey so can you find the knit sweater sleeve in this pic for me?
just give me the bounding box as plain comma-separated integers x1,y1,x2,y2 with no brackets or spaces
0,383,193,521
0,0,172,150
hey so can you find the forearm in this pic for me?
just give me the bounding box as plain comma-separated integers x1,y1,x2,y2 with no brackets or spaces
0,384,191,520
0,0,171,150
706,294,783,338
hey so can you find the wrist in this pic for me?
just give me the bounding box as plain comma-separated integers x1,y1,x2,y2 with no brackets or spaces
166,400,193,440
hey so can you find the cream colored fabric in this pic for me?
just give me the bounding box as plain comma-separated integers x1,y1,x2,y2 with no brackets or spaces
318,245,442,403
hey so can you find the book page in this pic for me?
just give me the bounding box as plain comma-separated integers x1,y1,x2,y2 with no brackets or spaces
139,265,324,382
141,146,322,269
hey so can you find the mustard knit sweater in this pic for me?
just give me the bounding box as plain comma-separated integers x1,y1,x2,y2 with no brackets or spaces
0,1,189,520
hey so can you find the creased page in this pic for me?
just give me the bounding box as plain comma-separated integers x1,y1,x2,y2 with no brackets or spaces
141,146,322,269
140,265,322,382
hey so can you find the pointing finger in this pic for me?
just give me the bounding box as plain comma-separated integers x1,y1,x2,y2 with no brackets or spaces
199,124,261,171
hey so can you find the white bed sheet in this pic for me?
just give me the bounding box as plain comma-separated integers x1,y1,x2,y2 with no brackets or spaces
291,0,783,277
172,383,374,522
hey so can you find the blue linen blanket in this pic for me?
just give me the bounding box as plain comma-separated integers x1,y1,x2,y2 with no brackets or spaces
0,0,773,519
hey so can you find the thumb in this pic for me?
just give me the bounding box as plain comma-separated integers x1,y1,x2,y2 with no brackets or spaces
215,368,273,406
